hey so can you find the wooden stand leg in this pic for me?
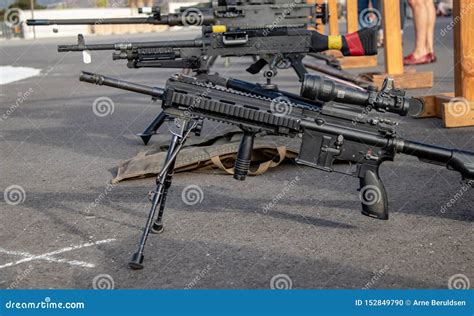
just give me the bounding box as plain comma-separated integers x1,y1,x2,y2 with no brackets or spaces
346,0,358,33
328,0,339,36
417,0,474,127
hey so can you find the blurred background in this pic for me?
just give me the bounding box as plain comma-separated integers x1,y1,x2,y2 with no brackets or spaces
0,0,453,40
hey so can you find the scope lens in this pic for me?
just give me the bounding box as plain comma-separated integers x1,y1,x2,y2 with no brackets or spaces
407,98,424,117
300,74,323,101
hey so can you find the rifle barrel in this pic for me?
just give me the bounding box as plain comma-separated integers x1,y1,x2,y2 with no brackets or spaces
27,11,215,26
27,18,153,26
79,71,164,99
58,44,115,52
58,38,203,52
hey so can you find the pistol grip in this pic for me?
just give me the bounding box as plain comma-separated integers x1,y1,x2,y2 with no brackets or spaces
359,168,389,220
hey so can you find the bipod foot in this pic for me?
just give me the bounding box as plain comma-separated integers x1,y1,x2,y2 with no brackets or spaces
151,223,164,234
129,252,144,270
138,133,153,145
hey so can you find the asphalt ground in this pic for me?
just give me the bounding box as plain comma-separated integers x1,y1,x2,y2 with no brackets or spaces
0,18,472,289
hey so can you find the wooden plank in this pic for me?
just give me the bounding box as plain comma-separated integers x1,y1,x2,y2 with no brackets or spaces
323,50,343,58
381,0,404,75
368,71,433,90
453,0,474,101
442,100,474,128
338,55,378,69
435,95,455,118
418,96,438,118
327,0,339,35
417,93,455,118
346,0,358,33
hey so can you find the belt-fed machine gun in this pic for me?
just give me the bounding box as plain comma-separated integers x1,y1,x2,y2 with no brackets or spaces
57,26,378,144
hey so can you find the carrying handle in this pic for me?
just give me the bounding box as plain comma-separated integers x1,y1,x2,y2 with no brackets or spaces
359,167,389,220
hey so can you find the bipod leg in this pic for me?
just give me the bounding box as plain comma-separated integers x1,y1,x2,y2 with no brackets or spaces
149,133,179,234
138,111,167,145
208,55,218,68
129,120,197,270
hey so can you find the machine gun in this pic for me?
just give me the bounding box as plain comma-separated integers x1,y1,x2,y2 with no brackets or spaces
56,26,377,80
26,1,369,145
26,0,324,29
79,71,474,269
58,26,377,144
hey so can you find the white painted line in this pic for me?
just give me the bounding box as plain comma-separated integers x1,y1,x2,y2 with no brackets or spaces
0,238,116,269
0,248,94,268
0,66,41,85
0,248,94,269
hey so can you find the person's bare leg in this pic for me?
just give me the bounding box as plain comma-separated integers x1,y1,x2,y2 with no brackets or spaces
408,0,429,57
425,0,436,53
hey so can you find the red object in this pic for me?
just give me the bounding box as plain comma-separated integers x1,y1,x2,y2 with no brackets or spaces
428,52,437,62
345,32,365,56
403,53,434,65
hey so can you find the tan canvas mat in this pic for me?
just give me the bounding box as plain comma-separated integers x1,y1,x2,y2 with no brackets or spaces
113,131,301,183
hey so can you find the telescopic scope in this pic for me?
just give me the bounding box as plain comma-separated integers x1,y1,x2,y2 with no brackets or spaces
300,74,423,117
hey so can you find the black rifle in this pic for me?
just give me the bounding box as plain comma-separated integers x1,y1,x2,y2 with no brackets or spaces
79,71,474,269
26,0,324,28
60,26,377,144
